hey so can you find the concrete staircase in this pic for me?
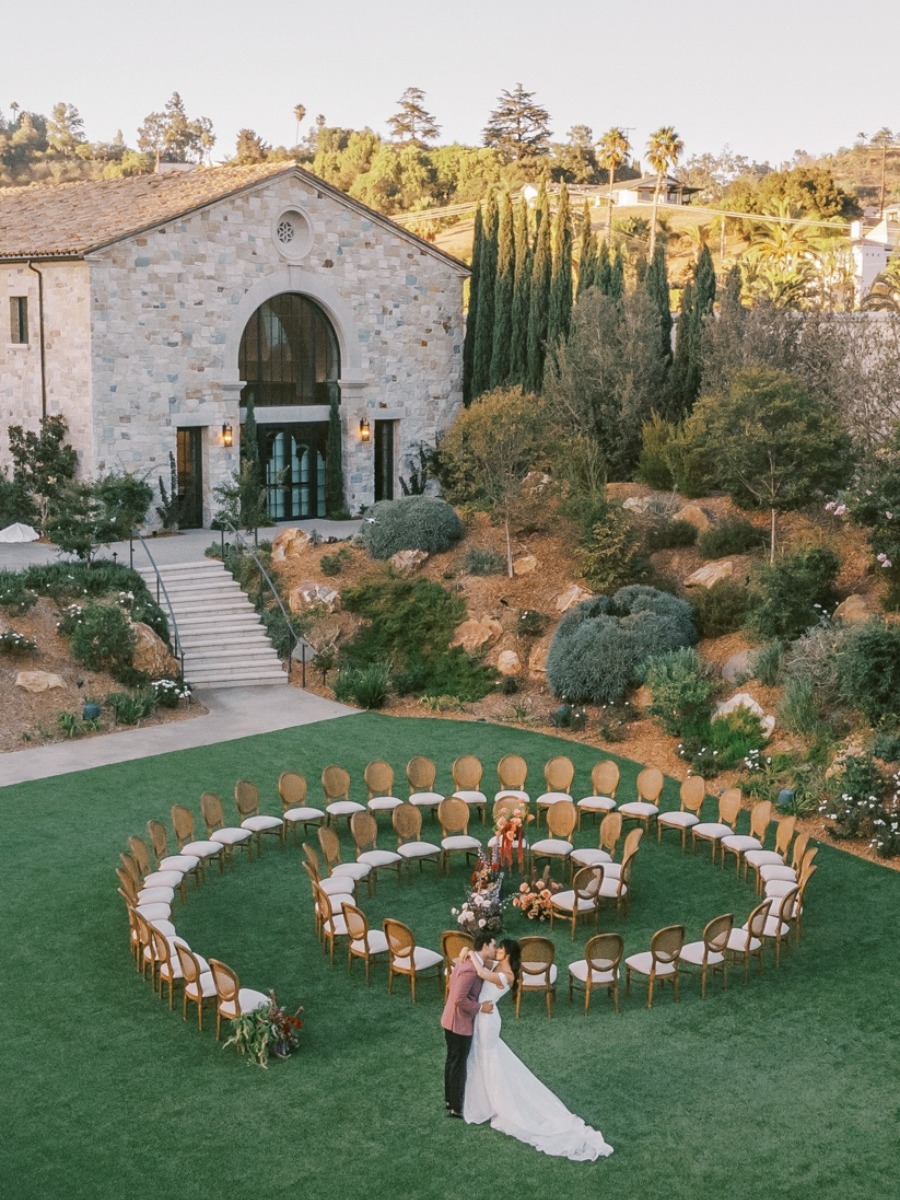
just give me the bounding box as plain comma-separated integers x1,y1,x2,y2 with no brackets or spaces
136,559,287,689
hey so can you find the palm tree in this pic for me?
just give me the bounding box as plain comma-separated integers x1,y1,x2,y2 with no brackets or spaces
646,125,684,257
596,127,631,242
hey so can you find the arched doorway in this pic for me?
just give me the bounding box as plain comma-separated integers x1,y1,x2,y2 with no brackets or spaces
238,294,340,520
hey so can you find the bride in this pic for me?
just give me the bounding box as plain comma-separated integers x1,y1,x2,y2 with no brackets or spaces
461,939,614,1161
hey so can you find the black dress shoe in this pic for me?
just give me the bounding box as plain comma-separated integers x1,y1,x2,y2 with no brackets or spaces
448,1110,463,1119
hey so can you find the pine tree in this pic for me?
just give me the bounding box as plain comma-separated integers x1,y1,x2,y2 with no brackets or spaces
490,192,515,388
462,206,484,405
547,183,573,357
576,203,598,296
526,184,552,392
472,193,498,398
644,242,673,365
482,83,552,161
325,391,345,516
509,198,531,385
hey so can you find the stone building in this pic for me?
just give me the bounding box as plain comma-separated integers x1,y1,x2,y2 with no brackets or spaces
0,163,468,525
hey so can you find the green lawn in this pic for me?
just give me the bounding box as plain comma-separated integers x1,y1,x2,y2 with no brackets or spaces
1,714,896,1200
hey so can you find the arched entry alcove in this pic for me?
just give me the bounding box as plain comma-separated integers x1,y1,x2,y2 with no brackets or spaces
238,293,340,519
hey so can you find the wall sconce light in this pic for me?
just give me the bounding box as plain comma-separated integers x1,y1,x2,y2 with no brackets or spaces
222,423,234,447
359,418,371,442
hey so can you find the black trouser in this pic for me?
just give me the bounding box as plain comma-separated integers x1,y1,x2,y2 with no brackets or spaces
444,1029,472,1113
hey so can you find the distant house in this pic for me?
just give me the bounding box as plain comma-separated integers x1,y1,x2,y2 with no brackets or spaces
523,175,699,210
850,210,900,305
0,163,468,526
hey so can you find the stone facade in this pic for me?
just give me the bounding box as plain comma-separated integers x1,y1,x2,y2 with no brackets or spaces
0,166,468,525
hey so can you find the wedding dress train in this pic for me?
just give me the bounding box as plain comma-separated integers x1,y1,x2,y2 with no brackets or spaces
462,978,613,1161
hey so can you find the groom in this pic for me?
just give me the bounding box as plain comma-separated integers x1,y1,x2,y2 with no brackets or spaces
440,933,496,1119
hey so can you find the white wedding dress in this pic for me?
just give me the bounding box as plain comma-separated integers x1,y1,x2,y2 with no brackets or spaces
463,977,614,1161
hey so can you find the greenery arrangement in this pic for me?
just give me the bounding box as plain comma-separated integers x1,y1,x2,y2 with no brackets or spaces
358,496,463,560
223,991,303,1069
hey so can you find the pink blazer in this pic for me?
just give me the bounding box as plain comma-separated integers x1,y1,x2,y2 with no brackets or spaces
440,957,482,1036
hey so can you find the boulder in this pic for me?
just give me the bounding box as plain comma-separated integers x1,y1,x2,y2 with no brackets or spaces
833,594,874,625
714,691,776,739
554,584,593,613
497,649,522,676
451,617,503,652
722,649,755,684
271,527,312,563
674,503,712,533
389,548,429,575
132,621,180,679
522,470,552,493
622,496,655,515
15,670,67,693
512,554,538,577
684,560,735,589
527,639,550,676
289,581,341,613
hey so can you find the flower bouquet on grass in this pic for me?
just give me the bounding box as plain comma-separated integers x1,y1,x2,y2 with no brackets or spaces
224,990,304,1068
493,806,534,872
512,866,561,921
452,852,507,935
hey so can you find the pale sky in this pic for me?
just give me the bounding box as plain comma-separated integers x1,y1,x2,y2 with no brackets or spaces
6,0,898,170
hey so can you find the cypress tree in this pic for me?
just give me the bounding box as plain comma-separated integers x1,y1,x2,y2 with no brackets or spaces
608,245,625,300
547,183,573,358
490,192,515,388
526,183,552,392
509,197,531,385
596,239,612,296
461,205,483,406
693,244,717,321
670,279,695,420
472,192,498,398
644,242,673,365
324,390,345,517
576,202,598,296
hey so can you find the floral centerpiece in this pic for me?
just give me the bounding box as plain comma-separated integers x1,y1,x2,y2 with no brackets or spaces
493,805,534,872
452,851,507,935
512,867,562,921
223,990,304,1068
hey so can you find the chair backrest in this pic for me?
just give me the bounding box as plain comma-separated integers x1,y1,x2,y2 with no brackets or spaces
174,941,203,987
406,756,437,792
518,935,555,982
149,925,172,971
170,805,196,848
365,760,395,798
128,836,151,877
572,865,604,900
132,909,154,956
749,800,774,842
208,958,239,1005
342,902,368,943
544,755,575,793
350,810,378,855
278,771,308,812
441,929,474,966
300,859,321,890
772,814,797,858
650,924,686,965
492,795,524,822
115,867,138,904
384,918,415,961
200,791,225,833
317,825,343,871
703,913,734,954
789,832,810,872
313,881,339,921
452,755,483,791
546,799,577,839
797,854,818,887
599,811,623,856
745,899,773,939
620,826,644,861
118,853,140,888
497,754,528,790
718,788,743,828
585,932,624,975
234,780,261,819
680,775,706,813
637,766,664,804
301,842,321,873
591,760,620,799
775,885,800,924
392,803,423,844
438,796,470,837
322,765,351,803
146,819,170,865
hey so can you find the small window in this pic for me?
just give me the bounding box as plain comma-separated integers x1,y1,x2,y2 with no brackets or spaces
10,296,28,344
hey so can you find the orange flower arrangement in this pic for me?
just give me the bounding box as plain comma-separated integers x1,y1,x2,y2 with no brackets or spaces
511,867,561,921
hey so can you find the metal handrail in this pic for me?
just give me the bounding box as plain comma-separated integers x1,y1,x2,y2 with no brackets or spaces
220,522,299,681
135,534,186,681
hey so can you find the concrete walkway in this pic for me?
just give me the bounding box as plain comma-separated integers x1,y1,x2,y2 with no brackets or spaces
0,685,357,788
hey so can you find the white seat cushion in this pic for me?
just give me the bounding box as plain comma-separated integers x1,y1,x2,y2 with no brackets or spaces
367,796,403,811
531,838,573,856
568,960,617,985
316,894,354,914
692,822,731,839
453,790,486,805
136,902,171,921
159,854,200,872
577,795,616,812
442,835,481,851
137,885,175,904
211,827,252,846
721,835,762,853
494,790,529,804
619,802,659,818
551,890,595,914
679,941,724,966
181,840,222,858
320,875,355,896
760,916,791,938
142,870,184,888
398,840,441,859
327,801,366,817
744,849,784,868
283,806,325,824
219,988,269,1018
332,861,371,880
521,964,558,987
393,946,443,971
658,811,700,828
764,880,798,899
536,792,572,806
241,815,283,833
726,929,762,953
759,864,797,884
570,848,612,867
358,849,402,868
185,970,217,1000
351,930,390,955
625,951,676,977
321,912,349,936
409,791,443,807
597,877,626,899
147,918,176,937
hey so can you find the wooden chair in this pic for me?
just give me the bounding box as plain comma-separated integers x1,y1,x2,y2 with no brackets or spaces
495,754,529,804
342,902,389,984
763,847,818,900
405,756,443,815
170,806,225,878
744,814,797,888
312,881,350,963
765,860,817,946
657,776,706,848
364,760,403,815
115,865,174,913
321,764,365,828
301,846,356,900
725,899,772,982
618,766,664,832
759,886,799,967
316,825,374,896
451,755,487,823
175,942,217,1031
146,819,201,884
577,761,620,828
278,772,325,841
596,846,637,916
440,930,475,999
200,791,254,865
516,936,557,1018
757,834,811,893
350,810,402,889
383,919,442,1002
126,835,187,899
208,959,269,1040
721,799,774,872
392,803,441,873
691,788,742,861
437,797,482,874
570,812,622,874
549,865,603,939
530,800,577,876
118,883,173,938
568,932,624,1014
678,913,734,998
131,909,158,983
234,779,285,852
535,756,575,825
625,924,686,1008
150,926,187,1010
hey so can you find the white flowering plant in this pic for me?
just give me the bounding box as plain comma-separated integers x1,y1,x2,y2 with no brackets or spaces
821,755,900,858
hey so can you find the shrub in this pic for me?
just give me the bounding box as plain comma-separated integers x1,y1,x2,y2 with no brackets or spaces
17,562,169,642
333,663,391,709
499,675,519,695
644,518,698,552
0,572,38,613
463,547,506,576
778,677,823,738
835,621,900,725
105,688,157,725
359,496,463,559
698,517,767,559
821,756,900,857
0,629,37,655
677,706,767,776
546,586,697,705
575,506,643,593
319,548,350,577
516,609,548,638
644,647,717,737
636,413,677,489
149,678,191,709
873,726,900,763
747,547,840,640
67,602,136,678
690,579,753,637
752,640,784,686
